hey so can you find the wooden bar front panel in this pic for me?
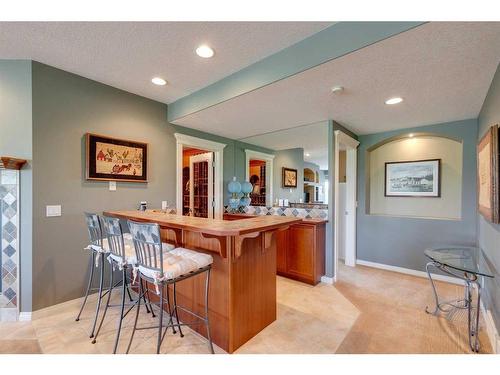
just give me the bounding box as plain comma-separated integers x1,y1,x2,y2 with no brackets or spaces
157,227,277,353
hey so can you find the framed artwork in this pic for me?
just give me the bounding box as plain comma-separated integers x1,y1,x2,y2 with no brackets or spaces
282,167,298,188
477,125,499,223
85,133,148,182
384,159,441,197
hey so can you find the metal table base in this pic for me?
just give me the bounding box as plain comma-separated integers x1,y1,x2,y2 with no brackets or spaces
425,261,482,352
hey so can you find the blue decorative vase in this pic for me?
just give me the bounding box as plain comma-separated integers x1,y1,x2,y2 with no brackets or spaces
240,181,253,207
241,181,253,194
228,177,242,195
228,177,242,212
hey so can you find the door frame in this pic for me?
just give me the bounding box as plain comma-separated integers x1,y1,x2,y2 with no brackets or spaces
334,130,359,280
175,133,226,219
189,152,214,218
245,149,275,207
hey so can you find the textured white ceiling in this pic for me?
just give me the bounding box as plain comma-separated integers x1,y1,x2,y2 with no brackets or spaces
241,122,329,169
175,22,500,137
0,21,332,103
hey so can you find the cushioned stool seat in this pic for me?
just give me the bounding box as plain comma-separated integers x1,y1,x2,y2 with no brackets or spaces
107,234,176,266
139,247,213,281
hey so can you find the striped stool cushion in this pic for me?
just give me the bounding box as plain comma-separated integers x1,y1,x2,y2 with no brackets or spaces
139,247,213,281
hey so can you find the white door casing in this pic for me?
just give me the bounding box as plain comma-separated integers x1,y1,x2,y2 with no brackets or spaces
334,130,359,280
175,133,226,219
244,149,275,206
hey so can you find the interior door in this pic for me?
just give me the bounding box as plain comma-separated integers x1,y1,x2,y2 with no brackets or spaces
189,152,214,218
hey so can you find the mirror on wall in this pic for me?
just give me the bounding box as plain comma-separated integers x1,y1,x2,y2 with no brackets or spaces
241,121,329,209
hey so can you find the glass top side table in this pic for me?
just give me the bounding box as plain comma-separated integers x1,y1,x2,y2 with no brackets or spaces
424,246,494,352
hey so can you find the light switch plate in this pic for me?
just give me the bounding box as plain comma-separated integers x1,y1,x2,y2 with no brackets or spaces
46,205,62,217
161,201,168,210
109,181,117,191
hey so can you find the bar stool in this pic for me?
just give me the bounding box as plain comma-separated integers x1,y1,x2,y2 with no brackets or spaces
75,212,109,338
126,220,215,354
92,215,177,353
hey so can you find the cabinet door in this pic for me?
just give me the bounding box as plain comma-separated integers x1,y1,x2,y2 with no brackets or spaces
276,229,288,273
286,224,314,280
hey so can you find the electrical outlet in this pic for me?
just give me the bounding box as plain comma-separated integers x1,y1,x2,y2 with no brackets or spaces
109,181,116,191
46,205,61,217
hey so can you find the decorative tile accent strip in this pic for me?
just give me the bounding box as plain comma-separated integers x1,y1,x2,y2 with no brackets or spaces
225,205,328,219
0,169,19,309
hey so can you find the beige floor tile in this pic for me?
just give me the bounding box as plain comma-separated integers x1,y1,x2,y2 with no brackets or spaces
0,264,493,354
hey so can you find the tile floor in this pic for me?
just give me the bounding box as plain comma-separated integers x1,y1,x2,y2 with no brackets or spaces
0,264,493,354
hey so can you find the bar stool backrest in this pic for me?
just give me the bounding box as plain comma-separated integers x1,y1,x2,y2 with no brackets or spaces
84,212,103,248
127,220,164,274
101,216,126,260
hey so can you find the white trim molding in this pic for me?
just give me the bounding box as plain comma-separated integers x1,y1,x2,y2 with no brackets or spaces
245,149,275,207
334,130,359,276
356,259,464,285
18,311,32,321
320,275,334,285
174,133,226,219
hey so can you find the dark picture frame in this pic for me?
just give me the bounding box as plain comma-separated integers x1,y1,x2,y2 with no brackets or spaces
85,133,148,182
282,167,298,188
477,125,499,223
384,159,441,197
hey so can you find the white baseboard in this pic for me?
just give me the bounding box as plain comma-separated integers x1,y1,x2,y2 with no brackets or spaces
480,302,500,354
356,259,463,286
320,275,334,285
18,312,32,321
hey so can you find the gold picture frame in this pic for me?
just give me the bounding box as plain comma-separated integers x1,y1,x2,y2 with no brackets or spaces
477,125,499,223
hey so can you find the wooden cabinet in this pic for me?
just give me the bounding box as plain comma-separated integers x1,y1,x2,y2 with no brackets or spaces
223,214,326,285
278,220,325,285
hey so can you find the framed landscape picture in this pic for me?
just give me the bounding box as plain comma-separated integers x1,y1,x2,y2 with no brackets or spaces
477,125,499,223
282,167,298,188
86,133,148,182
385,159,441,197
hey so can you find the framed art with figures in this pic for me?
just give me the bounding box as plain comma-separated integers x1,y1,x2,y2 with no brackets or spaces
85,133,148,182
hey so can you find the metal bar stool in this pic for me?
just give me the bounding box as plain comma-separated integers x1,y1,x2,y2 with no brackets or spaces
92,216,177,352
126,220,215,354
75,212,109,339
76,213,135,338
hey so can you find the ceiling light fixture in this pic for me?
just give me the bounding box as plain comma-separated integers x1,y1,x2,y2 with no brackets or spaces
385,97,403,105
305,153,310,157
196,45,215,58
331,86,344,95
409,133,414,138
151,77,167,86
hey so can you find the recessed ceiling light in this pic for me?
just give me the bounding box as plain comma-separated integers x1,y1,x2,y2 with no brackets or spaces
151,77,167,86
196,45,215,58
305,153,311,157
385,97,403,105
331,86,344,94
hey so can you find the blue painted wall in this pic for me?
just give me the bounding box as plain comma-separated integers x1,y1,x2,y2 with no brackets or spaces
477,63,500,333
357,119,478,273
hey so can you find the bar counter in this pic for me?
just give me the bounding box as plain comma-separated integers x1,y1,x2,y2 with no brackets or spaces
104,210,301,353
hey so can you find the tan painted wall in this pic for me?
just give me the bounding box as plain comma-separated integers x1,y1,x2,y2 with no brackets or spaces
369,136,463,219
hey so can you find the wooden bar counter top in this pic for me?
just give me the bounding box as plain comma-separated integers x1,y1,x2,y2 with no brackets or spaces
104,210,301,353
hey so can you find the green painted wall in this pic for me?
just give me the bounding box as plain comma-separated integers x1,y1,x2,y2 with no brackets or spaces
477,63,500,332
